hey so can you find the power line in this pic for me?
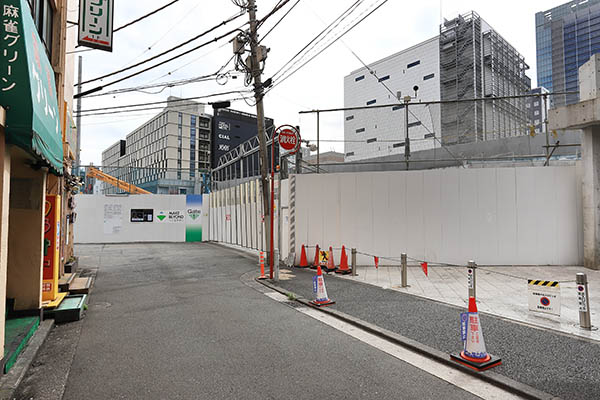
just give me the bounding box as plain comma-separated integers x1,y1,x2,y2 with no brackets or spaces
114,0,181,32
267,0,388,92
258,0,302,44
75,90,252,117
78,11,246,87
75,25,246,98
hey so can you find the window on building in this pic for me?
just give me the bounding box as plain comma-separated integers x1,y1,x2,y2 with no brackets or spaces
424,133,435,139
534,110,540,116
534,101,539,107
407,60,420,68
378,75,390,82
423,73,435,80
407,121,422,128
28,0,53,57
366,99,376,105
355,75,365,82
346,152,355,156
393,142,405,148
367,138,377,143
392,105,404,111
346,115,354,121
356,128,365,133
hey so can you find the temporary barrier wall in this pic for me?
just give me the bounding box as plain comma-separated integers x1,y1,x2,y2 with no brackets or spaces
292,166,583,266
74,194,209,244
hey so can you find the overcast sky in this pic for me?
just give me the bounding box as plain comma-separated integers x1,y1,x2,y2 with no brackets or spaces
72,0,567,165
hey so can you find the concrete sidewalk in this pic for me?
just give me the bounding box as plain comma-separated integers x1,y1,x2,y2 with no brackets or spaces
340,263,599,341
273,266,600,400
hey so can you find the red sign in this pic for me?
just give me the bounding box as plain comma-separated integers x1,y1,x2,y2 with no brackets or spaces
276,125,300,154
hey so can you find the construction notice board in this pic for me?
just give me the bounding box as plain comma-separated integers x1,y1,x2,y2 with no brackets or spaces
528,280,560,316
43,195,60,302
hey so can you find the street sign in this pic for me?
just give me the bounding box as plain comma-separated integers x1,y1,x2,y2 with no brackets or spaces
460,312,469,342
577,285,588,312
527,280,561,316
319,250,328,267
78,0,114,52
275,125,300,154
467,269,474,289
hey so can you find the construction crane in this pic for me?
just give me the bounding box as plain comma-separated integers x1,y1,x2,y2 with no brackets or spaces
86,167,151,195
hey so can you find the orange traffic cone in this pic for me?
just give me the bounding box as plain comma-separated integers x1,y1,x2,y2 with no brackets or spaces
257,251,267,280
450,297,501,371
297,245,309,268
311,244,320,270
336,246,351,275
324,247,337,273
310,265,335,307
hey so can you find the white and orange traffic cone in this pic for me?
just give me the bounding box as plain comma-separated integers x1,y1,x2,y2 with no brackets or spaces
310,265,335,307
336,246,351,275
450,297,501,371
297,245,309,268
257,251,267,280
324,246,337,273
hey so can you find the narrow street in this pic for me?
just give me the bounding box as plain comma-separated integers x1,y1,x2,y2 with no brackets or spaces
17,243,481,400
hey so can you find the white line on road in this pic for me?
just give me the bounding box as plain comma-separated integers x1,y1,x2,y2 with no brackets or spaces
262,290,522,400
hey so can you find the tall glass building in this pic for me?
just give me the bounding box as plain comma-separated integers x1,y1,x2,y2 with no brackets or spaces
536,0,600,106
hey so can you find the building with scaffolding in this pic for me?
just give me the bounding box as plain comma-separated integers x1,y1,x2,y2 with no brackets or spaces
536,0,600,107
343,11,531,161
439,12,531,146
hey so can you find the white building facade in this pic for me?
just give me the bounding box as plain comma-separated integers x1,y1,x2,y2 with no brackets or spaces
344,37,441,161
344,12,531,161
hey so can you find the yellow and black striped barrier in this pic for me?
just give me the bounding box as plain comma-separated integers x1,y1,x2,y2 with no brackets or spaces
528,279,559,287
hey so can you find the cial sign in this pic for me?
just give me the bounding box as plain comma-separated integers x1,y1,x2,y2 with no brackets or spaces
467,269,474,289
276,125,300,154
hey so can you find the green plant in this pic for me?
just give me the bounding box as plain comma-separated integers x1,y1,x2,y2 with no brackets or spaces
286,292,297,301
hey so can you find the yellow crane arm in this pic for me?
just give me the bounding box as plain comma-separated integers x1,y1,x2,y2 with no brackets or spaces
86,167,151,195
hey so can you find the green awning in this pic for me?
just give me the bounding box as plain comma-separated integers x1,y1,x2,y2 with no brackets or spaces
0,0,63,175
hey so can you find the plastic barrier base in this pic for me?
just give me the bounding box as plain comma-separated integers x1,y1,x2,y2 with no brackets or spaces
450,352,502,371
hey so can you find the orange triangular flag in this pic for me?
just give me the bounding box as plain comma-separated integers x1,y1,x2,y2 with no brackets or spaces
421,262,428,276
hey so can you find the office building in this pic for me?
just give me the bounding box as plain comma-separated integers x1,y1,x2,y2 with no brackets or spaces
344,11,531,161
527,87,550,134
102,97,211,194
536,0,600,106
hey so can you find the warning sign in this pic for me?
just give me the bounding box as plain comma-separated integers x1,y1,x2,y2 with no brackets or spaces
577,285,588,312
319,251,328,266
528,279,561,316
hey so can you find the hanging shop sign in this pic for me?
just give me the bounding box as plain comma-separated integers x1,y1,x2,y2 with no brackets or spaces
0,0,63,174
78,0,114,51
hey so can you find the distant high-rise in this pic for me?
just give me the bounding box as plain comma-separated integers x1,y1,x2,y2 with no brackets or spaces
536,0,600,106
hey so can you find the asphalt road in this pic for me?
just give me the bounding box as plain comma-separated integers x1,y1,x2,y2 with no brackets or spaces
22,243,481,400
275,267,600,400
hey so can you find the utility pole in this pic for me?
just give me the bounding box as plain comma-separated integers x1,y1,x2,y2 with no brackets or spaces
247,0,272,276
404,96,411,170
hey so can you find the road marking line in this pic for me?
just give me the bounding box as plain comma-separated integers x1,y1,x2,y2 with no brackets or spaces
296,307,522,400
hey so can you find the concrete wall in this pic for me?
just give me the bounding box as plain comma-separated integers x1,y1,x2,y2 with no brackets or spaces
292,166,583,266
75,195,198,243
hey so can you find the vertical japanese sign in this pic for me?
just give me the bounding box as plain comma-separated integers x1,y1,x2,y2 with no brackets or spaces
78,0,114,51
1,0,63,173
185,195,203,242
43,195,60,302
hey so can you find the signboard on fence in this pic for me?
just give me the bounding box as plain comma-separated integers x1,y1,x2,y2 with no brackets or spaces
528,280,561,316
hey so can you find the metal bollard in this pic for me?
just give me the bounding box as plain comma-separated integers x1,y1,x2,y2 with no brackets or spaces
576,273,593,330
351,248,357,277
401,253,408,288
274,249,280,282
467,260,477,300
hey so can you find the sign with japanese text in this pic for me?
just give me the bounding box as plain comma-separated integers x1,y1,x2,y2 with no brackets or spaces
78,0,114,51
577,284,588,312
0,0,63,173
527,280,561,316
275,125,300,155
43,195,60,302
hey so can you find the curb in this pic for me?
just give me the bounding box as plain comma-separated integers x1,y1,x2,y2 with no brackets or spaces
256,278,558,400
0,319,54,400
